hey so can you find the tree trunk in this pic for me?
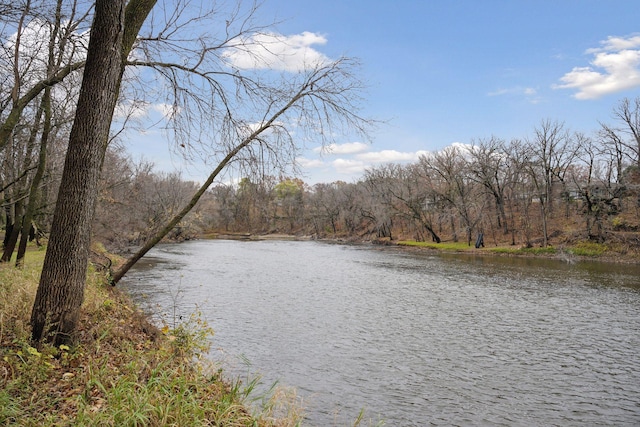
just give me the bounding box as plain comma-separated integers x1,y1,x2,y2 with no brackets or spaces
16,88,51,267
450,215,458,242
497,198,508,235
3,223,13,249
540,200,549,248
30,0,126,344
1,201,21,262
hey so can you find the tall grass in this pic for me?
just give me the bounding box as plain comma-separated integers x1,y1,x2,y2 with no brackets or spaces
568,241,608,257
0,245,305,426
489,246,557,255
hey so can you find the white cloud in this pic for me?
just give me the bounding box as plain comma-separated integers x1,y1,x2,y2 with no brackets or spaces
315,142,369,155
316,143,429,165
151,103,180,120
113,102,180,124
586,35,640,54
296,156,325,168
487,86,540,103
332,158,367,175
302,141,441,182
554,34,640,99
114,100,149,120
222,31,331,72
450,142,473,151
356,149,428,163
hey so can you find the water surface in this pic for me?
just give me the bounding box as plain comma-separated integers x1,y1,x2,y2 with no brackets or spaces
122,240,640,426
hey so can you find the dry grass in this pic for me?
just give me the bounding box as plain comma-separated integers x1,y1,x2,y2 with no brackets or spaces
0,245,304,426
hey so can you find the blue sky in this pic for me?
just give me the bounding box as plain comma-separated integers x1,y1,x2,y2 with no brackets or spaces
127,0,640,185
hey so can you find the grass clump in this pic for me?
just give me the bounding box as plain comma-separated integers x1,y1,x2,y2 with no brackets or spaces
397,240,474,251
0,245,303,426
568,241,609,257
398,239,567,257
488,246,557,255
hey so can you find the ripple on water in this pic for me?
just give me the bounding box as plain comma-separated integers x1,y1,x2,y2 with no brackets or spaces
122,240,640,426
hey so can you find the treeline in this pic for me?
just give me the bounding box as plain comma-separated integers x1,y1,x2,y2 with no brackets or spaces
1,1,638,267
1,138,214,256
3,98,640,259
202,105,640,249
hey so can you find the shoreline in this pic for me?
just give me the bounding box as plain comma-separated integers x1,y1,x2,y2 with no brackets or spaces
197,231,640,266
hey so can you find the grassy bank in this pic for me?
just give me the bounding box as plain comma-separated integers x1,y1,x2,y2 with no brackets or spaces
396,239,638,262
0,246,302,426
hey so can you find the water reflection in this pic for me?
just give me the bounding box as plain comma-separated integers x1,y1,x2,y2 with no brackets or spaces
122,240,640,426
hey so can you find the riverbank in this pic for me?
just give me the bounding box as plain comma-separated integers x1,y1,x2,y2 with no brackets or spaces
392,238,640,265
203,231,640,265
0,245,302,426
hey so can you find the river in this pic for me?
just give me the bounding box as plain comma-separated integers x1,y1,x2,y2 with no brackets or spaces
120,239,640,426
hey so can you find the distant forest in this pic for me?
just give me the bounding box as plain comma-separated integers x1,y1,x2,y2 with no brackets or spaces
5,97,640,257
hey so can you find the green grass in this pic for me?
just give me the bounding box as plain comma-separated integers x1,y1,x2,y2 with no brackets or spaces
397,240,474,250
488,246,557,255
398,239,567,256
396,236,637,262
568,241,609,257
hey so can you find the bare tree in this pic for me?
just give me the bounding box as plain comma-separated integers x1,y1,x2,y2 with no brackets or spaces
607,97,640,168
467,136,510,235
524,120,577,247
360,165,402,240
1,0,91,265
367,163,441,243
599,97,640,205
273,178,306,233
307,182,347,237
0,0,90,154
208,183,237,232
569,133,626,241
419,146,483,246
336,182,364,236
498,138,530,246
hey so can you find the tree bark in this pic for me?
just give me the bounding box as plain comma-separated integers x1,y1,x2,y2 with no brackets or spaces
30,0,127,344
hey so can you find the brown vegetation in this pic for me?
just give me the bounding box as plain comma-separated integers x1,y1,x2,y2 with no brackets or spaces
0,248,303,425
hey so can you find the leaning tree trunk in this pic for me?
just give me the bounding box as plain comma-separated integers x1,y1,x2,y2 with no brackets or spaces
30,0,126,345
420,219,441,243
111,78,311,284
